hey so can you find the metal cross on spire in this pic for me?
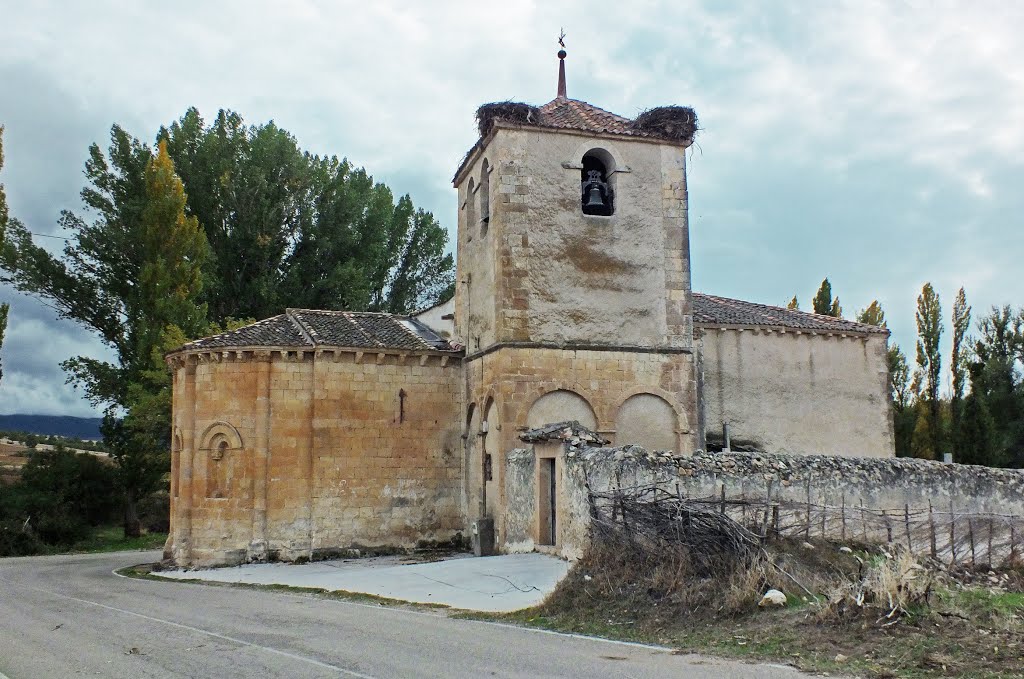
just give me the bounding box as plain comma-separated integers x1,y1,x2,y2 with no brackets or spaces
557,29,568,99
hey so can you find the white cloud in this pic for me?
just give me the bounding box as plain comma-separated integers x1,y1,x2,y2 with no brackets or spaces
1,0,1023,413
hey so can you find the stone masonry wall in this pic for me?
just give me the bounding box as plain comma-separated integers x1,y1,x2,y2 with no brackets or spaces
169,349,463,567
464,346,699,550
701,328,894,457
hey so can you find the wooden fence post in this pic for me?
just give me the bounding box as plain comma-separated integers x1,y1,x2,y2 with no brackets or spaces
805,476,812,541
987,518,994,567
968,517,977,568
928,500,937,559
949,500,957,565
884,510,893,544
904,504,912,551
821,493,828,538
720,483,726,516
841,493,847,542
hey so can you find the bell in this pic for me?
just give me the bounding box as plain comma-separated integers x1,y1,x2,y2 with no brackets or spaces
584,184,605,210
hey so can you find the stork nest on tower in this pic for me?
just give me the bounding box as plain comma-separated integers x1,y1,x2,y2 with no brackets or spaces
632,106,699,144
476,101,541,137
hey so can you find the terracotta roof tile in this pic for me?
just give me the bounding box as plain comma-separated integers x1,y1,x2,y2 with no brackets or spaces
176,310,460,354
693,293,888,335
535,98,638,137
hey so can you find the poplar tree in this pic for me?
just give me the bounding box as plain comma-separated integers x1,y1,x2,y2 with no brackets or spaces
856,301,886,327
949,287,971,455
0,134,210,536
786,295,799,310
812,278,842,317
914,283,943,459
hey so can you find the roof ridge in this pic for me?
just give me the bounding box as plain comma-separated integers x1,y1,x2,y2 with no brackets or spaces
284,309,317,346
391,316,436,351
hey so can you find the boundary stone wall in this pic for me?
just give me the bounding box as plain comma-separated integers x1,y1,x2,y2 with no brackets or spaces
505,445,1024,561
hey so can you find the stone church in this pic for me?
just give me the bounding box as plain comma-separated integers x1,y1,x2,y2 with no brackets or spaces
165,51,893,567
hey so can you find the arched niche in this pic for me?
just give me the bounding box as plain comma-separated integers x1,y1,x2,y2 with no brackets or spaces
198,421,243,500
526,390,598,430
615,393,678,451
198,421,243,452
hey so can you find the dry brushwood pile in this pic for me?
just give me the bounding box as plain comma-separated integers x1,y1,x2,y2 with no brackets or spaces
588,485,760,576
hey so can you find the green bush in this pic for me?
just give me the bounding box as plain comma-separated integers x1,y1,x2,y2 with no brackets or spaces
0,448,120,555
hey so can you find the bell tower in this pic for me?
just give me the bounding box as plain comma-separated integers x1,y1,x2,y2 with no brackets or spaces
454,43,700,535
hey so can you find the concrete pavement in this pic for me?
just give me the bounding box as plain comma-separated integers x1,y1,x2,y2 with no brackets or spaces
157,552,568,612
0,550,826,678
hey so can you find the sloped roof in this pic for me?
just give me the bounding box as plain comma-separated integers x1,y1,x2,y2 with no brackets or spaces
536,98,638,137
175,309,460,353
693,293,888,335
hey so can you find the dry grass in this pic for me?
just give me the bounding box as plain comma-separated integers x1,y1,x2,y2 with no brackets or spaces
485,531,1024,678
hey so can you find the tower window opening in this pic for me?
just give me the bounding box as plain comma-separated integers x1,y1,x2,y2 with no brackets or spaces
581,150,614,216
479,159,490,236
465,178,476,239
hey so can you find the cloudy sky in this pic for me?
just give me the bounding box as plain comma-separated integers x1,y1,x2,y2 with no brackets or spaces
1,0,1022,417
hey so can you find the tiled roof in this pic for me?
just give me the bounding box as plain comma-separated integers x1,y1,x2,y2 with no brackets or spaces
693,293,888,335
176,309,460,353
535,98,638,137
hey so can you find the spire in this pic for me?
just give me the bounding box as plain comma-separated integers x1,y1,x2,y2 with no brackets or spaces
557,29,567,99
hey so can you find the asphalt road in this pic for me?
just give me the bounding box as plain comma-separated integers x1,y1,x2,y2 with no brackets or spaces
0,550,815,679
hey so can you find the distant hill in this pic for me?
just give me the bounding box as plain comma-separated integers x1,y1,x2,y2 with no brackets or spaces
0,414,103,440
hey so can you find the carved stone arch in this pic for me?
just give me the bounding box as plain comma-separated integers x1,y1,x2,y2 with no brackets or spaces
172,428,183,453
613,385,689,433
614,391,681,452
198,421,244,452
516,382,598,429
569,139,627,174
523,387,598,432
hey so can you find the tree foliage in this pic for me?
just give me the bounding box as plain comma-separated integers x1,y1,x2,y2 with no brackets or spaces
966,306,1024,467
160,108,453,319
856,300,886,328
0,136,210,536
786,295,798,310
913,283,943,459
949,287,972,457
0,109,457,533
812,278,842,317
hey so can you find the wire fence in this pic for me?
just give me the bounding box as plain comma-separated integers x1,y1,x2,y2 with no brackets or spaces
587,480,1024,568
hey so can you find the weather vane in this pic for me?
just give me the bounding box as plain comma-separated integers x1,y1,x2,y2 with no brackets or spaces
558,29,566,49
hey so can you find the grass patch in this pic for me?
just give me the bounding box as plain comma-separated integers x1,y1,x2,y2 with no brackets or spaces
67,525,167,554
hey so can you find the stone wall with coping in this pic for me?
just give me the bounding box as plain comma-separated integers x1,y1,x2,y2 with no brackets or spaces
505,444,1024,560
